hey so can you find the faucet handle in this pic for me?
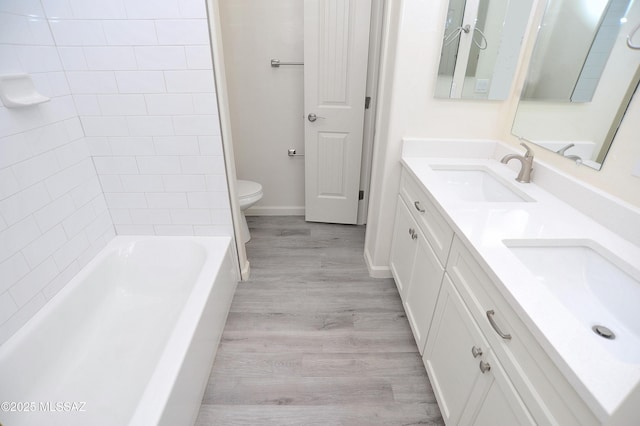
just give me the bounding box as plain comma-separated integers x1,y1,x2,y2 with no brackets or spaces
520,142,534,158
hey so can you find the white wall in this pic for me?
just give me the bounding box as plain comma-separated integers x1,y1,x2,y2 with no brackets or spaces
0,1,114,344
366,0,640,276
219,0,305,215
0,0,233,344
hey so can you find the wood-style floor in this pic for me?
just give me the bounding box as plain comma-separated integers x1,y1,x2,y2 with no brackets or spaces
196,216,444,425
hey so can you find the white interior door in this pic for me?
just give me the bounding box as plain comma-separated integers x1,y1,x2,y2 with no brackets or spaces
304,0,372,224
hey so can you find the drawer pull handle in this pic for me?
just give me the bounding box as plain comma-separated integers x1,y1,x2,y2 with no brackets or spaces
486,310,512,340
471,346,483,358
414,201,426,213
479,360,491,374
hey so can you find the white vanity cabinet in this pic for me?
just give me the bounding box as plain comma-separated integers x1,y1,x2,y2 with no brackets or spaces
389,195,444,353
424,275,534,425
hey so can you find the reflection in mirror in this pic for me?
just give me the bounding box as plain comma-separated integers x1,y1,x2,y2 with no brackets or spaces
435,0,533,100
512,0,639,170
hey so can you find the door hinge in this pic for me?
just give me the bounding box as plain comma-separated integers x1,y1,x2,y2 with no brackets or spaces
365,96,371,109
359,190,364,200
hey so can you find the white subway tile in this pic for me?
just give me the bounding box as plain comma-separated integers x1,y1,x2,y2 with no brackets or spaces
153,136,199,155
120,174,164,192
178,0,207,19
165,70,214,93
136,156,181,174
58,47,87,70
68,0,126,19
73,94,101,115
129,208,171,225
33,193,75,232
187,191,227,208
17,46,62,73
93,156,138,174
53,232,88,270
104,193,147,209
0,133,31,170
114,224,154,235
199,135,223,156
83,211,113,242
145,193,187,209
21,224,67,268
67,71,118,94
10,258,59,307
45,160,93,199
205,174,228,193
0,45,21,73
0,168,19,200
55,139,89,169
134,46,186,70
98,175,122,192
126,116,174,136
194,224,232,237
39,95,77,123
85,137,112,156
103,20,158,45
211,208,233,225
0,14,31,45
173,115,219,136
192,93,218,114
44,72,71,97
11,151,60,189
42,261,80,300
49,20,106,46
180,155,222,174
62,202,96,237
109,208,132,224
98,94,147,116
144,94,194,115
41,0,74,19
76,239,104,268
28,17,55,45
0,217,41,262
0,183,51,226
108,136,155,156
90,193,108,214
115,71,166,94
84,47,137,71
170,208,212,225
124,0,180,19
0,292,18,325
0,294,46,344
0,253,30,294
24,122,69,155
81,116,129,137
155,20,209,45
161,174,206,192
0,0,46,17
64,118,84,141
154,224,194,236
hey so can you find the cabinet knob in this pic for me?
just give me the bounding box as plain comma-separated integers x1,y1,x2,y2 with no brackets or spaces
479,360,491,374
471,346,483,358
414,201,426,213
408,227,414,236
411,231,418,240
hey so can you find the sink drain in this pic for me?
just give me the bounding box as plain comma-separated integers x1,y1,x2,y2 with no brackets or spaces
592,325,615,339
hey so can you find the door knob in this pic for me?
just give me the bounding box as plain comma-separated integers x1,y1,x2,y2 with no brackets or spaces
307,113,325,122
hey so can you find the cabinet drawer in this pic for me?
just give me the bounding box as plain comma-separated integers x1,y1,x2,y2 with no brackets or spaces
399,169,454,266
447,237,598,426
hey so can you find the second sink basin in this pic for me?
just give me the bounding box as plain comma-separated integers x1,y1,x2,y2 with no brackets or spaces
430,166,534,203
504,239,640,362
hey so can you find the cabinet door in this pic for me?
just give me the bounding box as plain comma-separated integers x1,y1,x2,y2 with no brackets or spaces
404,232,444,354
423,275,488,425
389,196,418,300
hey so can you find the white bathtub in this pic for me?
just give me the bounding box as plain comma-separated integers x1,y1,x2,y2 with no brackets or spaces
0,236,238,426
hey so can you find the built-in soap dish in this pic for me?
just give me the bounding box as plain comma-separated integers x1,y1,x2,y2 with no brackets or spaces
0,74,50,108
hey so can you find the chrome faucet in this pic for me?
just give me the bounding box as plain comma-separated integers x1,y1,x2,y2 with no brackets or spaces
556,143,575,155
500,142,534,183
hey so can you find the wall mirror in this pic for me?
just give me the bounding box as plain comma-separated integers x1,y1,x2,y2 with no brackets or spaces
435,0,534,100
512,0,640,170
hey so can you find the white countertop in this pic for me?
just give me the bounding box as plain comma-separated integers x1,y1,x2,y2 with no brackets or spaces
401,153,640,422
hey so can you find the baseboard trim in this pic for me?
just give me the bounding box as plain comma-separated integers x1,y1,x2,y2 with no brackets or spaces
364,247,393,278
246,206,305,216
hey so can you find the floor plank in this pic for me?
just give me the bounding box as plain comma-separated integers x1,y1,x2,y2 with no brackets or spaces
196,216,443,425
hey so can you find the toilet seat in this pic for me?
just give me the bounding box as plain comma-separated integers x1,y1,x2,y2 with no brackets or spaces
237,180,263,208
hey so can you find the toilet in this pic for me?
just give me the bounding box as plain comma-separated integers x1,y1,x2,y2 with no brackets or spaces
236,180,263,243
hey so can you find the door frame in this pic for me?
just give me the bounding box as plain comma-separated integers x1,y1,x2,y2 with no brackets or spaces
206,0,385,279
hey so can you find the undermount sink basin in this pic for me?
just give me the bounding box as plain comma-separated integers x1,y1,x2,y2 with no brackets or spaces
430,166,534,202
504,239,640,362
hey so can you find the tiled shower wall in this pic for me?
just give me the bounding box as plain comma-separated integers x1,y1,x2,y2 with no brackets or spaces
0,1,114,343
48,0,233,236
0,0,232,344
